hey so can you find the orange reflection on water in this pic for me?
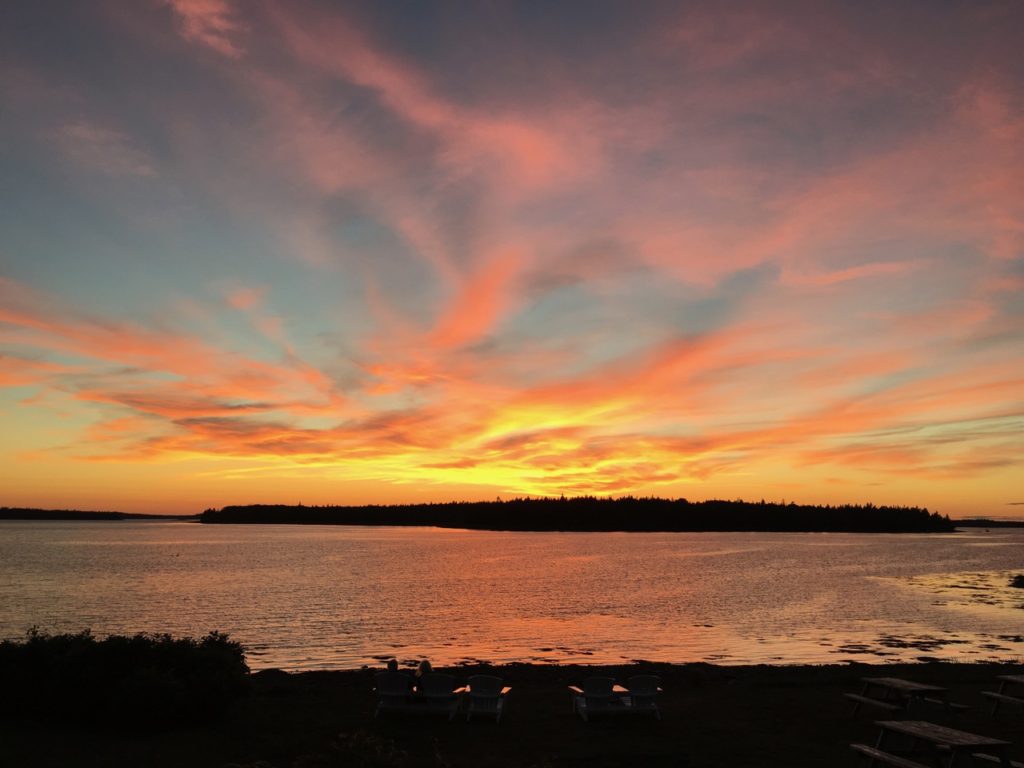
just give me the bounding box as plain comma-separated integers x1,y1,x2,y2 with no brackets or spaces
2,522,1023,670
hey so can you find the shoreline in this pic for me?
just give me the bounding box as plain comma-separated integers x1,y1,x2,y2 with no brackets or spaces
4,660,1021,767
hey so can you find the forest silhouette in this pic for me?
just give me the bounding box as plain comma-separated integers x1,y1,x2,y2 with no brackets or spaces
0,507,190,521
200,497,954,533
0,507,125,521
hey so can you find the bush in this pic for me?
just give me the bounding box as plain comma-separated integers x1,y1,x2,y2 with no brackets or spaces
0,629,250,729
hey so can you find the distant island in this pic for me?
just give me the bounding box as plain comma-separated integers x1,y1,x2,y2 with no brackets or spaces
8,502,1016,532
949,518,1024,528
199,497,955,533
0,507,196,521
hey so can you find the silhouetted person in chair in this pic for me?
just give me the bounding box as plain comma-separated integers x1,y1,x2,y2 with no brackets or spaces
415,659,432,690
386,657,413,689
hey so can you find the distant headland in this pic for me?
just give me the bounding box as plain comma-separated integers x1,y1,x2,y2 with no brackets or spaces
1,507,125,521
198,497,957,533
5,501,1017,532
0,507,196,521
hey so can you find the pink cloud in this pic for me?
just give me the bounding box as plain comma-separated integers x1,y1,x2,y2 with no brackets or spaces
429,249,523,349
268,4,605,197
783,260,927,288
165,0,243,58
225,285,266,311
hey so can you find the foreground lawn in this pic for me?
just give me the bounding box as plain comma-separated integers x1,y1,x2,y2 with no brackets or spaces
3,661,1022,767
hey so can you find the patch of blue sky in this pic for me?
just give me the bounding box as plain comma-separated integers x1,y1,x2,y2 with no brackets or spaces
494,268,749,382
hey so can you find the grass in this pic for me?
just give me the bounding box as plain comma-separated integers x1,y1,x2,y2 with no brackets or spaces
1,660,1021,767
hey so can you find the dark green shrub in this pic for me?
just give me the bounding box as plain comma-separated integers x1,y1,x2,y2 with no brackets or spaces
0,629,249,729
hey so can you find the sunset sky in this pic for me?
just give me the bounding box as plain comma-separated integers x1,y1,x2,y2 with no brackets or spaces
1,1,1022,517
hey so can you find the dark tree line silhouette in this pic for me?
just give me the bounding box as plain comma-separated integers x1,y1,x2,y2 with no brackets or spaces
0,507,125,520
0,508,197,521
200,496,954,533
953,518,1024,528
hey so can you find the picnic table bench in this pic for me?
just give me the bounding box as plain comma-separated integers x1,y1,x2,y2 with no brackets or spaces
970,754,1024,768
982,675,1024,717
850,742,931,768
847,677,970,721
867,720,1015,768
845,693,905,715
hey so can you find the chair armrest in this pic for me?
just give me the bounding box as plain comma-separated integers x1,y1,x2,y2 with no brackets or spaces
500,687,512,695
453,687,469,695
567,686,584,695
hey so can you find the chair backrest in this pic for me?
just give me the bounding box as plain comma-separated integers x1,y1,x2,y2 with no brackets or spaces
627,675,660,708
626,675,660,696
419,672,457,698
375,671,411,701
582,676,616,700
468,674,504,714
468,674,503,698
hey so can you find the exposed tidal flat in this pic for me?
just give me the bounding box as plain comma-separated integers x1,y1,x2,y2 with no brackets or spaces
1,521,1023,669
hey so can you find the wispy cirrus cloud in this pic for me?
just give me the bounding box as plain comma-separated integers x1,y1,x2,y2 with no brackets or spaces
0,277,345,435
165,0,244,58
57,120,157,178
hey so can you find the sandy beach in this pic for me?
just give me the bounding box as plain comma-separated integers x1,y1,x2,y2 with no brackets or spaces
4,661,1021,767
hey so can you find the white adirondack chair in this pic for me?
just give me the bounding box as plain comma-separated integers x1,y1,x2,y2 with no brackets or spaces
417,672,463,720
374,670,413,717
625,674,662,719
466,674,511,723
569,676,624,722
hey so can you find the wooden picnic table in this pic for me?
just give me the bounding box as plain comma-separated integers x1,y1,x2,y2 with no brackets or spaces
862,677,947,697
855,677,951,714
983,675,1024,716
874,720,1014,767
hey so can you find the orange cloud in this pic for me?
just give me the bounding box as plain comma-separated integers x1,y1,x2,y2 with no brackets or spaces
429,249,523,349
225,285,265,311
0,354,67,387
0,277,344,424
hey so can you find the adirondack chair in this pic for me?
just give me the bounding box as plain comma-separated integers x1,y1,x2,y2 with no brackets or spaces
416,672,463,720
466,674,511,723
569,676,625,722
625,674,662,719
374,670,413,717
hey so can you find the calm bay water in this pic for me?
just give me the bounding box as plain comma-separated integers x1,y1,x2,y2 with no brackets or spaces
1,521,1021,670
